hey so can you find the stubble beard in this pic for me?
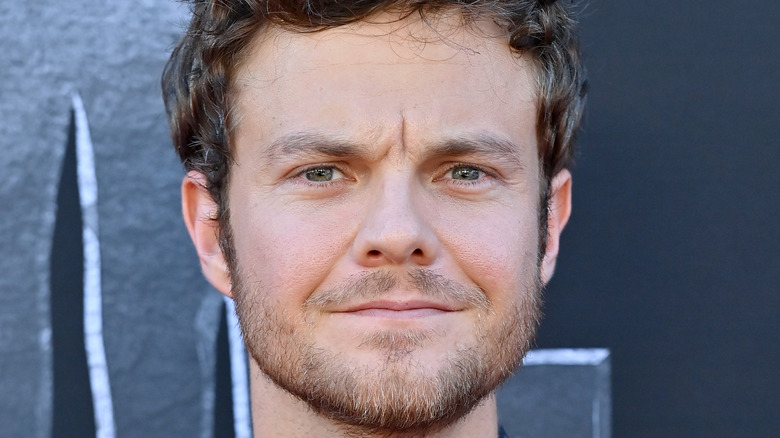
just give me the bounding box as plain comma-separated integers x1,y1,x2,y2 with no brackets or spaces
218,179,551,433
230,262,544,433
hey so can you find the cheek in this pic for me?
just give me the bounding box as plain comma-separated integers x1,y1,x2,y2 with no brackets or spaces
230,198,359,303
437,203,540,301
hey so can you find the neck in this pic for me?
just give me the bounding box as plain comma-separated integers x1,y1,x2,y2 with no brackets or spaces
248,359,499,438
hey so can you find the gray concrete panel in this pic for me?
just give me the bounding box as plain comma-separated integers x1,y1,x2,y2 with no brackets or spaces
1,3,75,437
0,2,220,437
498,349,611,438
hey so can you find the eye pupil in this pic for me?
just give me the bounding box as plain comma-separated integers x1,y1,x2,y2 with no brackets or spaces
306,168,333,182
452,167,480,181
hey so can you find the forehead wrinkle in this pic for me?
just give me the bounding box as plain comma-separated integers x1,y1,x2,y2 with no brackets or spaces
398,110,409,158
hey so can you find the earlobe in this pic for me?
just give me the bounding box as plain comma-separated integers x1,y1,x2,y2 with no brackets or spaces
181,171,233,298
541,169,572,284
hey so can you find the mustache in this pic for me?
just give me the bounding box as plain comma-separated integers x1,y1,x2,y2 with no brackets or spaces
303,269,490,311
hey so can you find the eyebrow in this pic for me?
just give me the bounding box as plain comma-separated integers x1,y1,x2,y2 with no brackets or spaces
262,133,366,164
424,135,527,169
262,131,528,168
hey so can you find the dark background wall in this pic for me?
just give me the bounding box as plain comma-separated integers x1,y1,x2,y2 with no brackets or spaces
1,1,777,437
536,2,779,437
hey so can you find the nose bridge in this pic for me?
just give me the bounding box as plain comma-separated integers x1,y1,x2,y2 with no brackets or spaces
355,170,437,266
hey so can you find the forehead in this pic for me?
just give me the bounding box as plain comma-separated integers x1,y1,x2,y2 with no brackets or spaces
231,11,538,158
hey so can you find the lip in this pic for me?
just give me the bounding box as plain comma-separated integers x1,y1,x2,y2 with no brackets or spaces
337,299,461,314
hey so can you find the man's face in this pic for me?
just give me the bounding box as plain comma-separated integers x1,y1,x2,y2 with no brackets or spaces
196,12,568,432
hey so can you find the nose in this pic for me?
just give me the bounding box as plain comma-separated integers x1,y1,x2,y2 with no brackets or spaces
352,176,439,267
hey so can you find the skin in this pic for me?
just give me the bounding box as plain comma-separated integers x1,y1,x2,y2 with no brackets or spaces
182,11,571,438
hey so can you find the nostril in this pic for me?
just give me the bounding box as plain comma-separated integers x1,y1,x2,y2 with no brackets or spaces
412,248,423,256
368,250,382,258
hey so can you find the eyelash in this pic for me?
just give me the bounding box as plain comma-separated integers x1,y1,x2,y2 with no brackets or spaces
289,162,496,189
291,164,349,188
437,163,496,187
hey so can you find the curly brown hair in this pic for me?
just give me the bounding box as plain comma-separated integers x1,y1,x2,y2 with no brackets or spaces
162,0,586,240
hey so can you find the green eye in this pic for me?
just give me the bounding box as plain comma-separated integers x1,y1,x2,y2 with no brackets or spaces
305,167,336,182
450,166,481,181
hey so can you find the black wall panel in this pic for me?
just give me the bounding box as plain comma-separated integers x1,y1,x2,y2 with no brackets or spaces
536,2,780,437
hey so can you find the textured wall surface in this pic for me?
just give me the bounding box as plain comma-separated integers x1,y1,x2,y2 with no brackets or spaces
498,350,611,438
0,2,220,437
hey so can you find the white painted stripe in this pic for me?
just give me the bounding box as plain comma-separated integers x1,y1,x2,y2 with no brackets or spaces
224,296,252,438
73,92,115,438
523,348,610,366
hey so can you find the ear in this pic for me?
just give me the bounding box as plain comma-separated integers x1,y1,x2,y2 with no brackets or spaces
541,169,572,284
181,170,233,298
